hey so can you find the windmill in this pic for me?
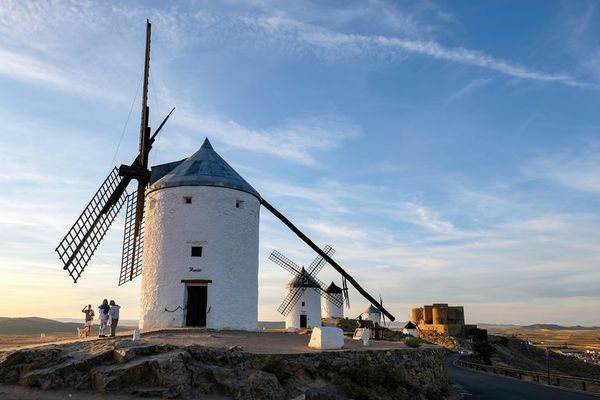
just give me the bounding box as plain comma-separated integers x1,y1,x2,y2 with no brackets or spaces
55,20,174,285
56,21,397,331
269,246,344,328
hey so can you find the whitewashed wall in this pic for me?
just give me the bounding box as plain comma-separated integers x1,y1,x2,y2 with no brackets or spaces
322,293,344,319
139,185,260,331
285,287,321,329
360,311,381,325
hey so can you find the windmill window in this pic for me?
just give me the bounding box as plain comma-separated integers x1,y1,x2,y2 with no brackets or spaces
184,197,192,204
301,302,305,307
236,200,244,209
191,246,203,257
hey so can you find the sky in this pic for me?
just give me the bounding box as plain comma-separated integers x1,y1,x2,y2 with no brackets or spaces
1,0,599,326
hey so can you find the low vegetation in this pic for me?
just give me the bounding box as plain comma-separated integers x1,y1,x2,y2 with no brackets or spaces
404,337,422,348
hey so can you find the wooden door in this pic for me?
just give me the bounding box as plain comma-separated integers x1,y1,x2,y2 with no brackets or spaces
186,286,207,327
300,314,307,328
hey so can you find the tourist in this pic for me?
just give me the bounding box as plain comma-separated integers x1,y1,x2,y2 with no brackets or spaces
373,322,381,340
108,300,121,337
357,315,364,328
98,299,110,338
81,304,95,337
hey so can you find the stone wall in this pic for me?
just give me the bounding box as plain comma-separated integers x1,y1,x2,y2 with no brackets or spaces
0,340,448,400
412,304,465,336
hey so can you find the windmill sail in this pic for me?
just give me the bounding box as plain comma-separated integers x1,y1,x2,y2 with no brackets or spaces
342,276,350,308
261,198,397,322
271,246,343,316
278,286,306,316
55,168,128,283
119,191,144,285
306,245,334,276
56,20,175,285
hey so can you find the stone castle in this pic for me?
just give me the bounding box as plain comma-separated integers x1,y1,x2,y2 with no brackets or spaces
411,303,471,336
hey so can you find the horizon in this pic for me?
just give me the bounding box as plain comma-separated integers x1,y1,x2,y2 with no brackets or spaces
1,1,599,326
3,316,599,328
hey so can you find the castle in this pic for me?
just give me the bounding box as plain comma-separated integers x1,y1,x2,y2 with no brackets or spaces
411,303,471,336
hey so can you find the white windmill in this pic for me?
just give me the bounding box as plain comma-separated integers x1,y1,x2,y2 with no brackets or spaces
322,282,344,319
139,139,261,330
269,246,346,330
55,20,397,332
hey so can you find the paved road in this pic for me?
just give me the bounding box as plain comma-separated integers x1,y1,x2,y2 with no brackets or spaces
447,356,599,399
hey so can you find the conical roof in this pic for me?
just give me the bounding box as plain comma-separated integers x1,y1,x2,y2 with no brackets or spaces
287,268,321,288
404,321,417,329
325,282,343,294
149,138,260,198
363,304,381,314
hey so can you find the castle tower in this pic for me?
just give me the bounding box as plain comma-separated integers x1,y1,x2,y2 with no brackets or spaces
285,269,322,330
139,139,260,331
322,282,344,319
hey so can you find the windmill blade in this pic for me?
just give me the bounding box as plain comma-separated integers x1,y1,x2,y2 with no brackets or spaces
342,277,350,308
56,168,128,283
277,287,306,316
307,272,328,293
269,250,302,276
380,293,387,326
306,245,335,277
118,191,145,285
314,286,344,308
261,198,396,322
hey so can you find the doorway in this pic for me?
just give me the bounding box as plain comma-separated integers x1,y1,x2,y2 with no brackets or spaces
300,314,307,328
186,286,207,327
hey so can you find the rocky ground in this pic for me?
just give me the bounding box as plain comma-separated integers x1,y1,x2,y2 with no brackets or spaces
0,330,448,400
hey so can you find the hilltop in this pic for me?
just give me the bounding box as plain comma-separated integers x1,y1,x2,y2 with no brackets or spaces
0,317,85,335
0,317,135,336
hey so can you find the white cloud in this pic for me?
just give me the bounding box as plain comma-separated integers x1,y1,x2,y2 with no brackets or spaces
305,221,368,240
524,144,600,193
230,15,585,86
169,110,360,166
444,78,491,105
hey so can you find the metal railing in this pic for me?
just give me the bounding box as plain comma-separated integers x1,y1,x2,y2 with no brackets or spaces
456,359,600,394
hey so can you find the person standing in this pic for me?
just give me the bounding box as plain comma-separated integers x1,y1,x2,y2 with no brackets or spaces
98,299,110,338
81,304,95,337
108,300,121,337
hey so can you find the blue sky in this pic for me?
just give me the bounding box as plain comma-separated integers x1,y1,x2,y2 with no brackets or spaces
1,0,599,325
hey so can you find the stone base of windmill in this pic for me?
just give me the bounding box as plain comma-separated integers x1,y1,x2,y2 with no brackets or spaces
308,326,344,350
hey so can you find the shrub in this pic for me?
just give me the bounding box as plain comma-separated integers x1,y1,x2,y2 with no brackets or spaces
405,337,422,348
472,340,496,365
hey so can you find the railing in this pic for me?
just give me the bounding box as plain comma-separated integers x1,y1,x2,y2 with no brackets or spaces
456,359,600,395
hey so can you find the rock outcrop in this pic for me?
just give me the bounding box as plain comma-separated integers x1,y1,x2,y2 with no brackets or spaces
0,339,448,399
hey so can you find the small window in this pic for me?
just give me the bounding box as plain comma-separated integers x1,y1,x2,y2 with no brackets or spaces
236,200,244,209
184,197,192,204
191,246,203,257
301,301,305,307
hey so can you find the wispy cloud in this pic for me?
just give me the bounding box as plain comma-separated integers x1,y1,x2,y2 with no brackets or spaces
159,105,360,166
524,143,600,193
444,78,492,105
226,15,585,87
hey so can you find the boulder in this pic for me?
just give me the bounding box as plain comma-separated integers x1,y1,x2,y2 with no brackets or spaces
308,327,344,350
237,371,285,400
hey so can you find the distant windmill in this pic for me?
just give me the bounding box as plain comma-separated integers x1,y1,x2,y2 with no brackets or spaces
269,246,344,329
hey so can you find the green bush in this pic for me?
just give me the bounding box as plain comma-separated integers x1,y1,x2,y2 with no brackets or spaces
405,337,422,348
